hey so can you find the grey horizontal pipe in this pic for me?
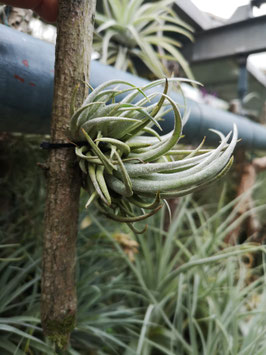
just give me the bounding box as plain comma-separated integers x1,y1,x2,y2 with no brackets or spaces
1,24,266,150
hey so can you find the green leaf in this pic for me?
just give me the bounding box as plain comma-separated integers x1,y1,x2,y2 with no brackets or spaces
82,129,115,174
0,324,45,344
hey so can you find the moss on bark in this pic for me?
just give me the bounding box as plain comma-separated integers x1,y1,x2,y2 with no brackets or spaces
46,313,76,349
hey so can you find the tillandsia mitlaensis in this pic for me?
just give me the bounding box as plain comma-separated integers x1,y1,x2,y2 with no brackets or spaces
70,78,238,233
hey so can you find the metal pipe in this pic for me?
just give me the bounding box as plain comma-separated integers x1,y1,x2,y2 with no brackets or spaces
1,24,266,150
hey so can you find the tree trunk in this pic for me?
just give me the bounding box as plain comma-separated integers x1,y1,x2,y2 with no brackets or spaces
225,152,266,245
41,0,96,349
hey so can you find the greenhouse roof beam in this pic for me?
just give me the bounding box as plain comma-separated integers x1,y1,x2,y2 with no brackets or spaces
173,0,214,31
183,15,266,63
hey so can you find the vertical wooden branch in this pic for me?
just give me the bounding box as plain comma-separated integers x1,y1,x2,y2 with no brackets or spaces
41,0,96,348
225,152,266,245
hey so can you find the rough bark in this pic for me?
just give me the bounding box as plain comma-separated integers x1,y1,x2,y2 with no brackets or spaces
41,0,96,348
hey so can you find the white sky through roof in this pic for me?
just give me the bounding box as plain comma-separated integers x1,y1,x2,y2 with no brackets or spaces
190,0,266,19
190,1,266,70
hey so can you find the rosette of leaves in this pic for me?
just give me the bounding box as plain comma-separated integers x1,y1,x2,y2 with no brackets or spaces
70,79,237,233
94,0,194,79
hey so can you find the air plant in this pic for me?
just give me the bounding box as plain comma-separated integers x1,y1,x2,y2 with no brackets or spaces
70,78,237,233
94,0,194,79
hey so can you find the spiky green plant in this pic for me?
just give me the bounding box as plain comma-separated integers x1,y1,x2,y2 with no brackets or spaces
0,245,53,354
93,192,266,355
94,0,194,79
0,222,140,355
70,79,237,231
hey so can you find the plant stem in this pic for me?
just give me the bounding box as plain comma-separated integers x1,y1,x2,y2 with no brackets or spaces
41,0,96,349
